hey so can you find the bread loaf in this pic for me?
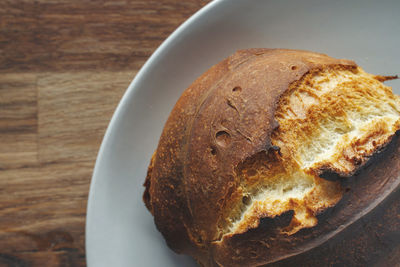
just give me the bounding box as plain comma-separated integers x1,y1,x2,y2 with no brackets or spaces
143,49,400,266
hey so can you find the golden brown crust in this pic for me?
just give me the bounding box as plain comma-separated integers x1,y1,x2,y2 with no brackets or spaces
143,49,399,266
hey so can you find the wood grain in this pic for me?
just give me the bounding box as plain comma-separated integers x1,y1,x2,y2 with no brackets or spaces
37,71,133,163
0,0,210,266
0,163,90,266
0,0,210,73
0,73,38,169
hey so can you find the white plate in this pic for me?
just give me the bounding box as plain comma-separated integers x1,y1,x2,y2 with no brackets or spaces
86,0,400,266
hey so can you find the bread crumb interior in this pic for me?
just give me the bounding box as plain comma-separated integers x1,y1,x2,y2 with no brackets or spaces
221,67,400,238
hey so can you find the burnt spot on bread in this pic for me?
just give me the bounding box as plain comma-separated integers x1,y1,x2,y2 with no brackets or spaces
319,171,342,182
251,210,295,234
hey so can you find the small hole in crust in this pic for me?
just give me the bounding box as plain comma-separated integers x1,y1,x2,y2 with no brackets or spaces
242,195,251,205
216,131,231,147
291,65,298,70
210,147,217,155
232,86,241,93
196,236,203,244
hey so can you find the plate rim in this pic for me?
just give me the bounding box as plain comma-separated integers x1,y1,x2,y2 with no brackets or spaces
85,0,225,266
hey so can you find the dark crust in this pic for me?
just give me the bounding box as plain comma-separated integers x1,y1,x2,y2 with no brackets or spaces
143,49,361,265
143,153,155,212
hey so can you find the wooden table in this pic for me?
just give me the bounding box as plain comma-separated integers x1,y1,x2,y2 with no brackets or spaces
0,1,209,266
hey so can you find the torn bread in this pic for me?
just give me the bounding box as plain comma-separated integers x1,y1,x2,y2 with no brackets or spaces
143,49,400,266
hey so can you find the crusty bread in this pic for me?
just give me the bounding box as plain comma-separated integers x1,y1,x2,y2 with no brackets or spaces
143,49,400,266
